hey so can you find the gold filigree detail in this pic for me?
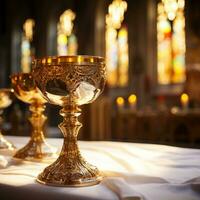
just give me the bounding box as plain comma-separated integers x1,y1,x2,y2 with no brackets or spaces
33,63,106,103
32,55,106,186
37,105,102,186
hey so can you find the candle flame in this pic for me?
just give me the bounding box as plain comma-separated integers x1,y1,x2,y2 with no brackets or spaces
116,97,124,106
181,93,189,103
128,94,137,104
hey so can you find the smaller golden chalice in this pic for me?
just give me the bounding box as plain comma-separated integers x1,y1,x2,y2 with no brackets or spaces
10,73,56,161
0,88,15,150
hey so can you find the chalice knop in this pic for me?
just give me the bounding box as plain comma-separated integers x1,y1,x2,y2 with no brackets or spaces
10,73,56,161
0,88,15,150
32,55,106,186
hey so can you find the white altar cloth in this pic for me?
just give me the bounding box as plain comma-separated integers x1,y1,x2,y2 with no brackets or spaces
0,136,200,200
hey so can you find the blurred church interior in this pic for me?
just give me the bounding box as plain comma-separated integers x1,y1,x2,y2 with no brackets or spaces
1,0,200,148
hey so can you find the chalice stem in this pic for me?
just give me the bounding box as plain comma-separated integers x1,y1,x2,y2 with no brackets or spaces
0,110,15,150
59,105,82,157
14,103,55,159
29,103,46,142
37,105,101,186
0,110,5,142
0,110,4,135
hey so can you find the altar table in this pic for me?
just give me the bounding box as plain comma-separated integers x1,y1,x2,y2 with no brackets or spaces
0,136,200,200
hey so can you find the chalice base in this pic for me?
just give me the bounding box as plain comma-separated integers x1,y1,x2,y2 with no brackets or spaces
13,138,57,162
37,155,102,187
0,133,15,150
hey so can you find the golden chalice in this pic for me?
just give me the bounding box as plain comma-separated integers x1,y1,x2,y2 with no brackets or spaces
0,88,15,150
10,73,56,161
32,55,106,186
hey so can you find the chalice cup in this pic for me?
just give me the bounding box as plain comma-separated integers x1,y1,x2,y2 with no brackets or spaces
32,55,106,186
0,88,15,150
10,73,56,161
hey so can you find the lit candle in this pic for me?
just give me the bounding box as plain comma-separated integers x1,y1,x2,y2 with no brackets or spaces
47,57,52,64
180,93,189,110
116,97,125,110
128,94,137,110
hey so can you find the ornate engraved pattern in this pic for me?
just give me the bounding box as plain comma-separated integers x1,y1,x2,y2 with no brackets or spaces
32,56,106,186
33,63,106,105
37,105,102,186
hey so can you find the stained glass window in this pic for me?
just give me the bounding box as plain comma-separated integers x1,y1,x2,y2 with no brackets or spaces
106,0,129,87
172,10,186,83
57,9,78,56
118,26,129,86
21,19,35,73
106,27,118,86
157,0,185,85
